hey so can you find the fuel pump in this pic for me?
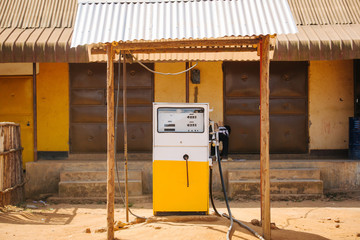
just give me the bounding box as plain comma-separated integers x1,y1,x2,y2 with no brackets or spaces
153,103,210,215
152,102,263,240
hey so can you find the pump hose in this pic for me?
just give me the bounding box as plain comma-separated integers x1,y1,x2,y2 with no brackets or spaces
210,146,264,240
214,141,234,240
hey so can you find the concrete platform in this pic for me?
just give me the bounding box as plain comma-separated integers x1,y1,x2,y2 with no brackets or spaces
25,159,360,200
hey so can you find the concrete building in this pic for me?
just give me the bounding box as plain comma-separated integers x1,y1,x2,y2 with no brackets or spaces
0,0,359,199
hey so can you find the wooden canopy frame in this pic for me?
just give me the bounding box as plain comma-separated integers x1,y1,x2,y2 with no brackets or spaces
94,36,272,240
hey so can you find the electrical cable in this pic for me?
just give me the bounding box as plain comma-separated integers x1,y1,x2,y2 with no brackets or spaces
209,133,264,240
114,51,147,220
128,51,198,75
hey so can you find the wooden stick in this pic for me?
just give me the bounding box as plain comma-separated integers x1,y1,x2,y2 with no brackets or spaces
33,62,37,162
0,148,24,156
123,54,129,223
260,35,271,240
106,43,115,240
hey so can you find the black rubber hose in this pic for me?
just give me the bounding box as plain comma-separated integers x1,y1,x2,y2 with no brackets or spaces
209,154,264,240
209,167,221,217
214,139,234,240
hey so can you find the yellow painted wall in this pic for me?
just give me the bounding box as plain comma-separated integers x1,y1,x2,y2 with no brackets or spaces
188,62,223,123
154,62,186,102
37,63,69,151
0,76,34,165
154,62,223,123
309,60,354,150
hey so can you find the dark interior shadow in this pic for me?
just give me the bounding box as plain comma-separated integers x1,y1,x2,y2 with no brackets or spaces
0,207,77,225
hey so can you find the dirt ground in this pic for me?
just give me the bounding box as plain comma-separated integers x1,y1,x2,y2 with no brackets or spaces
1,198,360,240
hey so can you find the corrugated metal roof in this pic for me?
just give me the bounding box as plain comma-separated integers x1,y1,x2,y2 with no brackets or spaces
0,0,77,29
274,24,360,60
288,0,360,25
0,27,89,62
71,0,298,47
1,0,360,62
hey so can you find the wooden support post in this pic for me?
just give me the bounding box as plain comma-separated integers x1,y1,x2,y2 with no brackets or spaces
260,35,271,240
106,43,115,240
123,54,129,223
33,63,37,162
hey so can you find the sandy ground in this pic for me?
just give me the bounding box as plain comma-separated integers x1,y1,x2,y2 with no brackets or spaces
1,199,360,240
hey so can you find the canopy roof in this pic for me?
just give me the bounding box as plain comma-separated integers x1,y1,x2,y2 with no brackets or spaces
71,0,297,48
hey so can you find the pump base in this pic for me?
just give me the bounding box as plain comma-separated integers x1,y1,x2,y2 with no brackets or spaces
154,211,207,216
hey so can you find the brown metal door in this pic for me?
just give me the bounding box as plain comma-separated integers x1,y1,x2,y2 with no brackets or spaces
70,63,153,153
224,61,308,153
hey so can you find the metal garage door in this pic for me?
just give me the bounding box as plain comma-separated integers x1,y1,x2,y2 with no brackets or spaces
224,61,308,153
70,63,153,153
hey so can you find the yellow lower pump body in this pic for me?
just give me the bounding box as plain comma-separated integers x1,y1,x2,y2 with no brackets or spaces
153,160,209,215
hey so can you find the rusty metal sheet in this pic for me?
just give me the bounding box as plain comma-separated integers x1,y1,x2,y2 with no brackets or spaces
69,63,154,153
270,99,307,115
270,116,307,153
71,88,152,105
269,62,307,97
226,115,260,153
114,89,153,105
225,98,260,115
225,98,306,115
224,61,308,154
224,62,260,97
70,63,107,89
70,123,152,152
114,63,153,88
71,106,152,123
71,89,105,105
116,123,152,152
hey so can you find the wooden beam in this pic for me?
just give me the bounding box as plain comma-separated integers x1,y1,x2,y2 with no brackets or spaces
32,62,37,162
106,43,115,240
113,38,259,50
260,35,271,240
91,46,258,55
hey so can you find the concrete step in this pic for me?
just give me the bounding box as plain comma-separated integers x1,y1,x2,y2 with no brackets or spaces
68,153,152,161
228,168,320,180
48,195,152,204
60,170,142,182
59,180,142,197
228,179,323,198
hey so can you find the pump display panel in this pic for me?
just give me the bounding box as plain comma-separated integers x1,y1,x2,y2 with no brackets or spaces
157,107,204,133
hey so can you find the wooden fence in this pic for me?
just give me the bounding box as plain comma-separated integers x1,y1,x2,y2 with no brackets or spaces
0,122,24,206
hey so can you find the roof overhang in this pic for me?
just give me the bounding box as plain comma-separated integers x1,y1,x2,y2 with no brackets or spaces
2,0,360,62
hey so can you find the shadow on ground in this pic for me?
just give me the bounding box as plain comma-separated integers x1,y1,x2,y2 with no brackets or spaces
0,208,77,225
